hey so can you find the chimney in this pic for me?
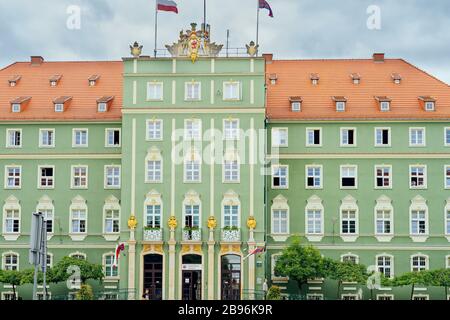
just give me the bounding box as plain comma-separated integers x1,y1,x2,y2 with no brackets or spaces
262,53,273,64
373,53,385,63
31,56,44,66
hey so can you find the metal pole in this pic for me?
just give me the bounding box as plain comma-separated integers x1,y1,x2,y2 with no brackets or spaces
203,0,206,32
32,264,39,300
256,0,260,56
154,0,158,57
226,29,230,58
42,220,47,300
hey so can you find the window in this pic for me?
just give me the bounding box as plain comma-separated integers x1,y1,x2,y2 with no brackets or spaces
184,157,201,183
71,209,87,233
105,166,121,188
70,253,86,260
146,119,163,141
73,129,88,147
377,256,393,278
340,165,357,188
376,210,392,234
223,82,240,100
272,128,288,147
39,129,55,148
445,166,450,189
341,210,357,234
336,101,346,112
2,253,18,270
71,166,88,188
291,101,301,112
342,254,358,264
184,119,201,140
410,165,426,188
106,129,120,147
307,294,324,300
377,295,394,301
412,295,429,301
425,101,435,111
104,209,120,233
54,103,64,112
147,82,163,101
375,128,390,146
223,205,239,228
223,159,239,183
39,166,54,188
305,165,322,188
97,103,107,113
411,210,427,235
11,104,21,113
375,166,392,188
306,210,322,235
37,292,52,300
380,101,390,111
446,209,450,236
184,204,200,228
306,128,321,146
411,255,428,272
409,128,425,146
5,166,21,188
185,82,201,101
223,119,239,140
445,128,450,146
272,209,288,234
146,160,162,183
6,129,21,148
41,209,54,234
146,204,161,228
104,254,118,277
341,294,358,300
340,128,356,146
4,210,20,234
272,165,288,189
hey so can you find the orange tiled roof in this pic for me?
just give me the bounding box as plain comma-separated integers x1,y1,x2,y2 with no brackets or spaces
0,59,122,121
266,57,450,120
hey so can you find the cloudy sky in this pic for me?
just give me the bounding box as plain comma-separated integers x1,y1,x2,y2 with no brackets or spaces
1,0,449,83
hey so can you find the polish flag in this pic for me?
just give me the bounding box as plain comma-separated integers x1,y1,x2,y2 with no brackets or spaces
157,0,178,13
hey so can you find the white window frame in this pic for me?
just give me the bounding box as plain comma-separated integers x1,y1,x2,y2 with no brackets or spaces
445,254,450,269
11,103,21,113
1,251,19,271
424,101,435,111
221,191,241,228
223,81,241,101
54,103,64,112
185,82,201,101
341,294,359,300
182,191,201,229
271,127,288,147
38,165,55,189
291,101,301,112
374,195,394,238
4,165,21,189
146,119,163,141
341,253,359,264
380,101,390,112
97,102,107,113
69,251,87,260
144,191,162,229
305,165,323,189
104,165,121,189
445,199,450,237
145,149,163,184
340,165,358,189
103,196,121,236
305,195,324,240
103,253,119,279
445,165,450,189
223,119,240,141
340,127,357,147
271,165,289,189
340,196,359,241
336,101,346,112
71,165,88,189
271,253,289,282
39,129,55,148
271,195,289,236
374,165,392,189
69,196,88,237
2,200,21,237
374,127,391,147
409,195,429,239
409,127,426,147
223,152,240,183
147,82,164,101
105,128,121,148
411,254,429,272
184,150,202,183
377,294,394,301
306,127,322,147
184,119,202,141
307,294,324,300
37,195,54,235
6,129,22,148
72,128,88,148
376,254,394,279
445,127,450,147
409,165,427,189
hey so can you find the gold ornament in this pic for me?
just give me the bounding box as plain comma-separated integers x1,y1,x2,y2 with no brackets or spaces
207,216,217,230
130,42,143,58
247,216,257,230
127,215,138,230
168,216,178,229
246,41,259,57
188,23,200,63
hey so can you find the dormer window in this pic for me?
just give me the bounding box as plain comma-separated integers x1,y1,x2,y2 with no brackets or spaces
333,97,347,112
419,96,436,112
425,101,435,111
10,96,31,113
268,74,278,85
392,73,402,84
88,75,100,86
11,104,21,113
49,75,62,87
310,74,319,85
289,97,302,112
53,96,72,112
350,73,361,84
97,96,114,112
8,75,21,87
375,97,391,111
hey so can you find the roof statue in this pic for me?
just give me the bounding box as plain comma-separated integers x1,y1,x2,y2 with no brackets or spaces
165,23,223,62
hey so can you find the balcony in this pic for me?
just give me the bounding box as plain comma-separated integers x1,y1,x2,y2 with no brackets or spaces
182,227,201,241
143,227,163,242
221,227,241,242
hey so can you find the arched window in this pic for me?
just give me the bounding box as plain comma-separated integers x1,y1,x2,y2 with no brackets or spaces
103,252,118,278
69,196,87,241
144,190,162,229
376,254,394,278
409,195,428,242
341,253,359,264
411,254,429,272
340,195,358,242
2,252,19,270
374,195,394,241
271,195,289,241
37,195,54,235
221,190,240,228
103,195,121,240
3,195,21,241
69,252,86,260
145,147,163,183
305,195,324,241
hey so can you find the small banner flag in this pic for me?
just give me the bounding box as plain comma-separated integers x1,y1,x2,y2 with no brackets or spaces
157,0,179,13
259,0,274,18
113,243,125,268
243,246,266,260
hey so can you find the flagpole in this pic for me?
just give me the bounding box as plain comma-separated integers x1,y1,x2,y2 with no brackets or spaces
203,0,207,31
154,0,158,57
256,0,260,56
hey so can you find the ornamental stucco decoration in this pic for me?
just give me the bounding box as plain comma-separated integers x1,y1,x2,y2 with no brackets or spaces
168,216,178,229
127,215,138,230
247,216,257,230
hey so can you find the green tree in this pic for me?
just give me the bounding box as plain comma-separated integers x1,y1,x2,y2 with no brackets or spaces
274,240,327,294
266,285,282,300
50,256,104,284
326,260,368,299
76,284,94,300
422,269,450,298
392,271,428,300
0,269,36,300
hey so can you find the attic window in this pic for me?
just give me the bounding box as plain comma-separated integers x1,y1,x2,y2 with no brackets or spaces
268,73,278,85
11,104,21,113
10,96,31,113
350,73,361,84
310,74,319,85
8,75,21,87
289,97,302,112
333,97,347,112
53,96,72,112
88,75,100,86
375,96,391,111
392,73,402,84
419,96,436,111
50,75,62,87
97,96,114,112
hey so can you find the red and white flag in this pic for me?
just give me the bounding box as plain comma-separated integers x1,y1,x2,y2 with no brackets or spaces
113,243,125,268
157,0,178,13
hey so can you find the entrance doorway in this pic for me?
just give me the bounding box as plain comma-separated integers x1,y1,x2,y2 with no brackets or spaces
221,254,241,300
181,254,202,300
143,254,163,300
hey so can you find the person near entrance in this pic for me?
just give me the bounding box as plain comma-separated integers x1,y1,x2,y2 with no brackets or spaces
142,288,151,300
